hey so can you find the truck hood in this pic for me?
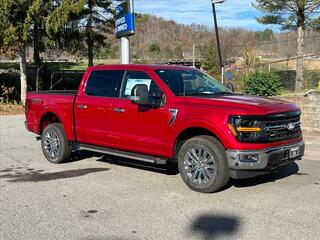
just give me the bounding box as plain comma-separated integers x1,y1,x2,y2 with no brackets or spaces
212,94,287,106
183,94,299,115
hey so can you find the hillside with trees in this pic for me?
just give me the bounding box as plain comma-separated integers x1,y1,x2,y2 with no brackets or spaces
0,6,319,103
105,14,319,63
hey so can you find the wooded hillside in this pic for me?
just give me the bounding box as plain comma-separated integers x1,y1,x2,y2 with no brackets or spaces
102,14,319,61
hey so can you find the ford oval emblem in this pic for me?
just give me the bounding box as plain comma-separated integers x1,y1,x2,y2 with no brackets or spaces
287,123,295,131
116,6,123,15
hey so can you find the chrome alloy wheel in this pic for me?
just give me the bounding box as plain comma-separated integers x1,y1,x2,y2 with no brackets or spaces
183,147,216,185
43,130,61,159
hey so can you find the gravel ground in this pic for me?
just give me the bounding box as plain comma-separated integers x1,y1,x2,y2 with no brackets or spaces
0,103,24,116
1,115,320,240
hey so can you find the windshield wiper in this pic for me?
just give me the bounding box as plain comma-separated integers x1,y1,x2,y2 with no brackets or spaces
210,91,234,95
186,91,233,96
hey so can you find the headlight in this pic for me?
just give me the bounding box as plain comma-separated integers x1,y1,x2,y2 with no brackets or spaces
228,116,263,142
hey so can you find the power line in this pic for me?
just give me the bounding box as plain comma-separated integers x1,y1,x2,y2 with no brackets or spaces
230,35,320,49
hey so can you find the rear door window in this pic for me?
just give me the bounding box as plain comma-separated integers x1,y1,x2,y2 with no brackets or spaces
85,70,125,97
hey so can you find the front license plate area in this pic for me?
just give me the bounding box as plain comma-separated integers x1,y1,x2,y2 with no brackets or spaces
289,146,300,159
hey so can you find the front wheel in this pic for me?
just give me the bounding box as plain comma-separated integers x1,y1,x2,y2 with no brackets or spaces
177,135,230,193
41,123,72,164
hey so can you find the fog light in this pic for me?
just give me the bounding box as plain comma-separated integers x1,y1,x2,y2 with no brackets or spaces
239,154,259,163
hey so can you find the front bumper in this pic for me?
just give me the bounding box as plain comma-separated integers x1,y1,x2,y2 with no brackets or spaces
226,141,305,179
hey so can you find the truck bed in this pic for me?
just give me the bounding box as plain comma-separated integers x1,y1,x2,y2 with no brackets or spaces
25,91,77,140
28,90,78,95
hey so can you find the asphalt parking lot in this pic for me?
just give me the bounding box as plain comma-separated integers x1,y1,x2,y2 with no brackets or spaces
1,115,320,240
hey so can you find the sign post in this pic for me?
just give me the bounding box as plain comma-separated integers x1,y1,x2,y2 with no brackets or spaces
115,0,135,64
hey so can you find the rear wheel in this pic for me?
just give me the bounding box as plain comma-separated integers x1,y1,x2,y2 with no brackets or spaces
177,135,230,193
41,123,72,164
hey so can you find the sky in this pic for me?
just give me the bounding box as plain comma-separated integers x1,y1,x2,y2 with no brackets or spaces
134,0,277,31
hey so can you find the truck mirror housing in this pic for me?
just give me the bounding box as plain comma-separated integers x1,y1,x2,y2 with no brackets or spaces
130,84,151,106
226,83,235,92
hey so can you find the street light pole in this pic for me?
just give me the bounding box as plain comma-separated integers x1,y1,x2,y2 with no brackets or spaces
211,0,224,83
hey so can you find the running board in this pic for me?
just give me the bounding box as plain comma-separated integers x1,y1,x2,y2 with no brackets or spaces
78,144,167,165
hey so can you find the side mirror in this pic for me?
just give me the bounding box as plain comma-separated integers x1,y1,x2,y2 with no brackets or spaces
226,83,235,92
130,84,151,105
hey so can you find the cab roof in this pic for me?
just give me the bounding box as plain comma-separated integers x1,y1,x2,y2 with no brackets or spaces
87,64,195,72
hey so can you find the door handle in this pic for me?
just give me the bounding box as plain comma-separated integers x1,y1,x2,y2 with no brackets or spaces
113,108,126,113
78,105,88,109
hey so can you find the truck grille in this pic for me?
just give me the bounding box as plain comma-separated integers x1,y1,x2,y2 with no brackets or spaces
260,111,302,142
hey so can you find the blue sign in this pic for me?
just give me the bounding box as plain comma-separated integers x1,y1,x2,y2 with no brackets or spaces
225,72,233,80
115,13,135,39
115,1,135,39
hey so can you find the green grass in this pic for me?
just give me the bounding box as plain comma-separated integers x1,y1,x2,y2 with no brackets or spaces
0,59,120,72
0,62,20,70
0,62,84,71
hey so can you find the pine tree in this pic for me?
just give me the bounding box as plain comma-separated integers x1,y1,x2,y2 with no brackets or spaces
45,0,86,54
0,0,31,104
46,0,114,67
201,40,219,76
80,0,114,66
254,0,320,91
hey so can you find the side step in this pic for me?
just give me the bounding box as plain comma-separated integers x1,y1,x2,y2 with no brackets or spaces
78,143,168,165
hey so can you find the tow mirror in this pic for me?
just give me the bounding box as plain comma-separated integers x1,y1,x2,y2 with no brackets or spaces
130,84,151,106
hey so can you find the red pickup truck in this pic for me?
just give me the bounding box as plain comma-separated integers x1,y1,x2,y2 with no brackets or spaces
25,64,304,193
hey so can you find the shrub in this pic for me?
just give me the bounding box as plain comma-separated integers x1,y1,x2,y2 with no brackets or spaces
0,85,15,103
244,71,282,96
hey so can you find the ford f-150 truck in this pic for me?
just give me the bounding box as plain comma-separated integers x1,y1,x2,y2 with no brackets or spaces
25,64,305,193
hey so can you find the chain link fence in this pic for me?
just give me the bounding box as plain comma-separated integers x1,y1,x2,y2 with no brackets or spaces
224,54,320,95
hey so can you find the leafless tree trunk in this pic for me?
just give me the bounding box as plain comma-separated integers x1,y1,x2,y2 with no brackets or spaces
19,43,27,105
295,24,305,91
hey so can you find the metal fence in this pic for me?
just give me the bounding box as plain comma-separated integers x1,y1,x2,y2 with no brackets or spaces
224,55,320,94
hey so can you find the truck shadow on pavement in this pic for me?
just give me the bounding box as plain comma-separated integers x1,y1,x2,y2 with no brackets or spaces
0,168,109,183
67,150,102,163
189,214,240,239
229,162,302,188
95,154,303,190
96,155,180,175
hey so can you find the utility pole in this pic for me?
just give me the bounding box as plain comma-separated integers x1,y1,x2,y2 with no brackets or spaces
192,44,195,68
211,0,225,83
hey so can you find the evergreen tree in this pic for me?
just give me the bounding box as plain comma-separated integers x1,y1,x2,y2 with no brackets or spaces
255,28,275,42
201,40,219,76
0,0,31,104
174,45,183,59
254,0,320,91
82,0,114,66
149,43,161,55
47,0,114,67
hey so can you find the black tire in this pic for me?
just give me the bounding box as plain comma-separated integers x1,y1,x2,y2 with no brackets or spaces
177,135,230,193
41,123,72,164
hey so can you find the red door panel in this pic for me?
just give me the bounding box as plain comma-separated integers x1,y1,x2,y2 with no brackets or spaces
74,69,124,148
112,99,171,157
112,70,172,157
75,95,115,148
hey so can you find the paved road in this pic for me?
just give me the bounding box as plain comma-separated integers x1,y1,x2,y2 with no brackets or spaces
1,115,320,240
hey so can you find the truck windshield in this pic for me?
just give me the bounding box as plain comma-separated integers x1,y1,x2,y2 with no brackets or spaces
155,69,232,96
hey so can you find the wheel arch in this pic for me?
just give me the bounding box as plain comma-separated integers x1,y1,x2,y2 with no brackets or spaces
173,125,226,161
39,112,62,134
